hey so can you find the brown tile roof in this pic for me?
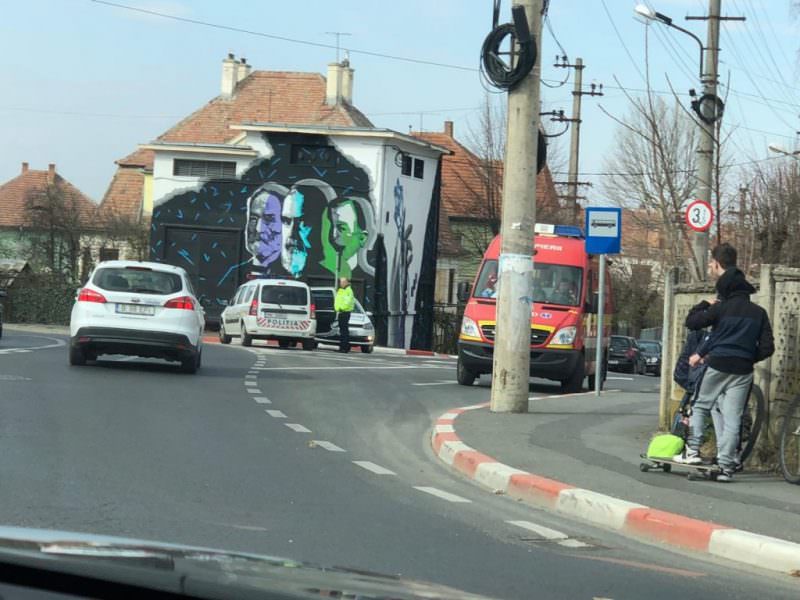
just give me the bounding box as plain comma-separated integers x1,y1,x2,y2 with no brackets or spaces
0,165,97,229
101,69,375,221
99,166,144,222
413,128,560,256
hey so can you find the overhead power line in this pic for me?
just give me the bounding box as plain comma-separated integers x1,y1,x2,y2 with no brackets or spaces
90,0,477,72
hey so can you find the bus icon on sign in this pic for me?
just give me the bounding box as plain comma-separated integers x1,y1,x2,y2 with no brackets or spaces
590,220,616,229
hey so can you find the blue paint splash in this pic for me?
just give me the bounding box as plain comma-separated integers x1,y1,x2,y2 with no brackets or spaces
312,166,327,178
217,259,252,287
203,201,211,211
203,253,210,263
177,249,194,265
211,242,219,249
176,209,184,220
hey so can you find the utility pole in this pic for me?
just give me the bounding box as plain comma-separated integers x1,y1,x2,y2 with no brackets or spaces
553,57,602,224
690,0,721,280
490,0,543,413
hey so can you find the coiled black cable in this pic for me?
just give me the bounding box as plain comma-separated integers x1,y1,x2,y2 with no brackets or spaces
480,22,536,91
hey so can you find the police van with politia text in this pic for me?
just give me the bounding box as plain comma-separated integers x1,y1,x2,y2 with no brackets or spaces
456,224,613,393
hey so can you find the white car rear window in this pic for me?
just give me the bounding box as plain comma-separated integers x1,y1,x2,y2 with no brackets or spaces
261,285,307,306
93,267,182,295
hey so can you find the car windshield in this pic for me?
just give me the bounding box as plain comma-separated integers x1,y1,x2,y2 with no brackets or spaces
262,285,307,305
92,267,182,295
610,337,631,350
638,341,661,353
473,259,583,306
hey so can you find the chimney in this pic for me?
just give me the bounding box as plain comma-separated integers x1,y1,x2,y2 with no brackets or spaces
21,162,28,174
326,62,343,106
221,53,238,99
236,57,251,84
340,59,354,104
47,163,56,183
443,121,454,137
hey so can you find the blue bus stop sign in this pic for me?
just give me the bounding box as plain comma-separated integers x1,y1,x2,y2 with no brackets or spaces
585,207,622,255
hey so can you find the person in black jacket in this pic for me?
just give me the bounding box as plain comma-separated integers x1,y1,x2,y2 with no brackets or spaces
674,243,774,481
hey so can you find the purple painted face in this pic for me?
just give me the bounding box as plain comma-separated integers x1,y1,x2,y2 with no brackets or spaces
256,194,282,266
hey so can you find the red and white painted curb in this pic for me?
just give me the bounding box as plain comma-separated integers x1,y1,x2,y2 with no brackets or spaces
432,403,800,577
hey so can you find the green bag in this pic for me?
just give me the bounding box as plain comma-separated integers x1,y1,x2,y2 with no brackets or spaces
647,433,684,459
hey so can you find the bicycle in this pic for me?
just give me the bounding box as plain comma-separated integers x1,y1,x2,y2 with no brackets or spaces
779,394,800,484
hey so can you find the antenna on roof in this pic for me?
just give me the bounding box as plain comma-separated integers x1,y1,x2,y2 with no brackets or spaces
325,31,352,63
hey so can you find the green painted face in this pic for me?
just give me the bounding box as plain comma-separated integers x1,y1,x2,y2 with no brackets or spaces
321,199,368,277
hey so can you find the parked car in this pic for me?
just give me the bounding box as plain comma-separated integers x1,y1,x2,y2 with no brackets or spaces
219,278,316,350
310,287,375,353
608,335,646,374
0,288,5,339
636,339,662,376
69,261,205,373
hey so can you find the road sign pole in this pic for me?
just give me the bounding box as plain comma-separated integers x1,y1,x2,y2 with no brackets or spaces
594,253,606,397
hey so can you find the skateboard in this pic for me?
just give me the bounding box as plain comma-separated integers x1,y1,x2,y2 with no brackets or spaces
639,454,722,481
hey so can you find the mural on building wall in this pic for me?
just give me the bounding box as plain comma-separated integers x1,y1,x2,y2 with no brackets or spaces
150,132,439,348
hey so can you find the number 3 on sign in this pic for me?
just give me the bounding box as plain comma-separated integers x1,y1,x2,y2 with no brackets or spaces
685,200,713,232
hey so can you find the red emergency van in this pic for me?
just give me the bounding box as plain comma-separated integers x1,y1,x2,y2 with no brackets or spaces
456,223,612,393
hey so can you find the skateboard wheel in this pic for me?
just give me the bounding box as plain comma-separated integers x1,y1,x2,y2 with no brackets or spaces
639,463,649,472
662,463,672,473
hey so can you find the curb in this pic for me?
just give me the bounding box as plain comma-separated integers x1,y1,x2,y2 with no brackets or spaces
431,404,800,577
205,337,456,358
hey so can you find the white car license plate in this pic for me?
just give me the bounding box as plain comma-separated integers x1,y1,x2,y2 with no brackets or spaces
116,303,155,316
608,359,619,365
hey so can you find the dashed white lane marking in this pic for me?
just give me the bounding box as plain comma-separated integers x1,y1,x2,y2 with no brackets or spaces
0,349,33,354
352,461,396,475
245,381,258,387
265,410,287,418
413,486,472,503
254,396,271,404
411,381,456,386
311,440,346,452
285,423,311,433
607,376,634,381
246,373,257,378
529,389,622,401
559,539,591,548
247,389,261,394
506,520,568,540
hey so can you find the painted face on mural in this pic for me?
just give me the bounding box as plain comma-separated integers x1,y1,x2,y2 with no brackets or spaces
281,189,312,277
254,193,282,265
320,198,371,279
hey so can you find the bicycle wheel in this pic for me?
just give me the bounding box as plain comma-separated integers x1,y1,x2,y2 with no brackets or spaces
738,384,766,465
780,396,800,485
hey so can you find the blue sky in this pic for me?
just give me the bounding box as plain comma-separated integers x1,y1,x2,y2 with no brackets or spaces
1,0,798,203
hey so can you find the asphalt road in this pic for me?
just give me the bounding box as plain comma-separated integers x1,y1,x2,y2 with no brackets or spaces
0,327,797,600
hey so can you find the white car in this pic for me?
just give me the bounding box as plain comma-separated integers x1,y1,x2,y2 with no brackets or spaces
69,261,205,373
309,287,375,353
219,278,316,350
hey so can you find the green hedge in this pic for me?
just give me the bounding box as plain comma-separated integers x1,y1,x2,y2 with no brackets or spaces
5,282,76,325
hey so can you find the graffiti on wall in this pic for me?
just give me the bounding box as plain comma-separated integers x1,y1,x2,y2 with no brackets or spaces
245,179,375,280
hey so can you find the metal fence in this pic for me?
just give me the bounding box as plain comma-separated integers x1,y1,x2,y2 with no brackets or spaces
432,304,463,354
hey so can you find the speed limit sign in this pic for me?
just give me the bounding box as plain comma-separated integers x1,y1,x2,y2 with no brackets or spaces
685,199,714,232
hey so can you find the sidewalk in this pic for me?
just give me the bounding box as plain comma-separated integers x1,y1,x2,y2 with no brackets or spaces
433,387,800,575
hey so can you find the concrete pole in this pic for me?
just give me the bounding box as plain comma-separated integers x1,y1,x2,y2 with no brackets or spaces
490,0,543,413
694,0,721,280
659,267,677,431
567,58,584,224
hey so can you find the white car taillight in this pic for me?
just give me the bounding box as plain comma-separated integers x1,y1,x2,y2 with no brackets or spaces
77,288,107,303
249,298,258,316
164,296,195,310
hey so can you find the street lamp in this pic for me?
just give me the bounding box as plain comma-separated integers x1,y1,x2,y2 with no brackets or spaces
768,143,800,159
633,4,704,79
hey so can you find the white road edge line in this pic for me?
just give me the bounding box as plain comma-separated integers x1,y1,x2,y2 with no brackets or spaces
285,423,311,433
312,440,346,452
413,486,471,503
265,410,287,418
411,382,456,386
506,520,569,540
352,461,396,475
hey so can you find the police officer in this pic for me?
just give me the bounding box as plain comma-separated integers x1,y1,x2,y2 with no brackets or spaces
335,277,356,353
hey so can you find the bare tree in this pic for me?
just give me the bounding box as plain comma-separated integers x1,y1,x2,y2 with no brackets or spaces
602,96,702,280
24,182,93,282
102,214,150,262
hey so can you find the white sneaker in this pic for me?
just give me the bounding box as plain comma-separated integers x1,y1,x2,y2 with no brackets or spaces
673,451,702,465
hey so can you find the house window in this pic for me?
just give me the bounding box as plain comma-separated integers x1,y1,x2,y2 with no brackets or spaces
413,158,425,179
99,248,119,262
173,159,236,179
401,155,413,176
290,144,340,167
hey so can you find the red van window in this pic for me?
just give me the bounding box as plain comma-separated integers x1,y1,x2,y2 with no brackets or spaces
474,260,583,306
